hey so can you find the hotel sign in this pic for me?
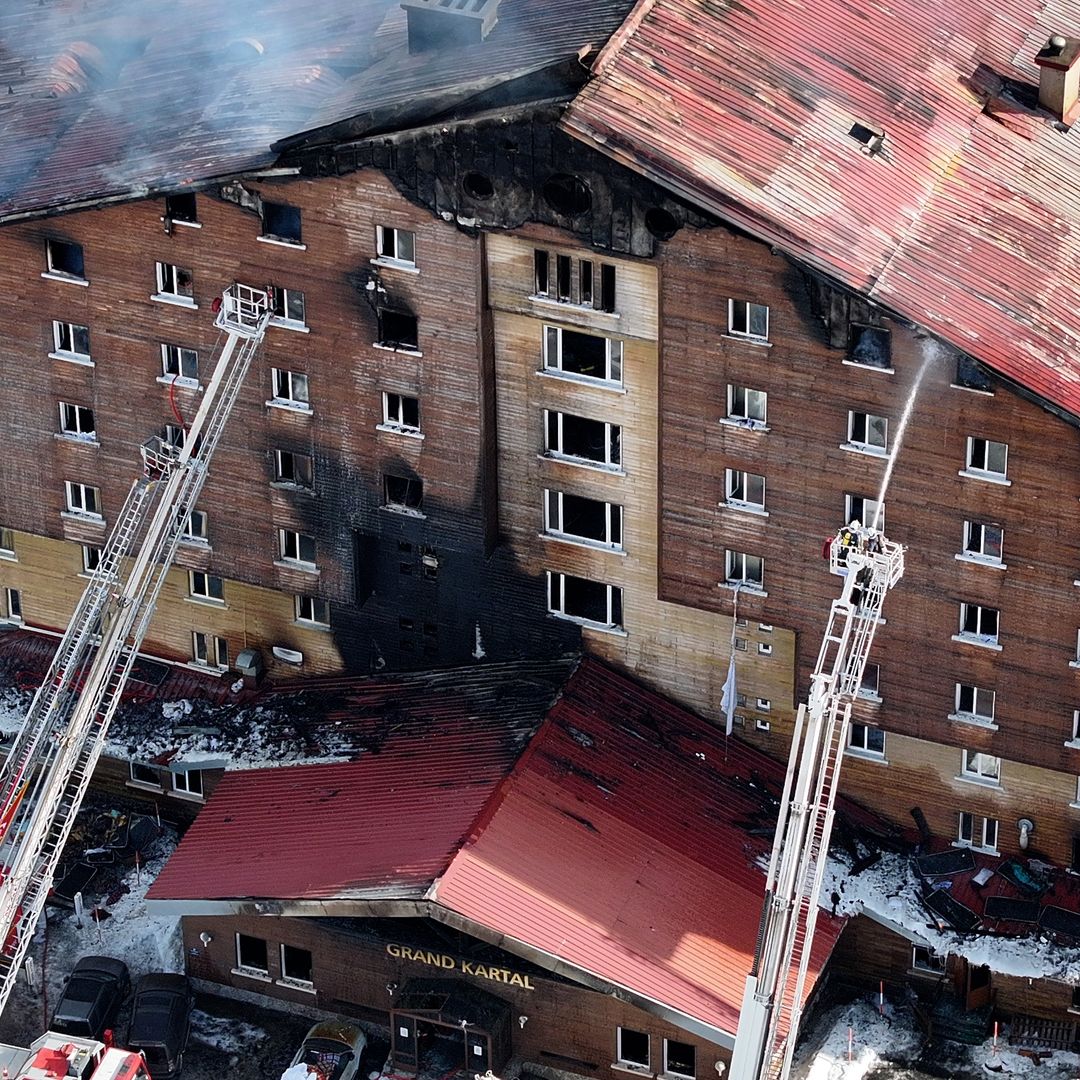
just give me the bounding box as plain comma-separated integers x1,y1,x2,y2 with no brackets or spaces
386,943,536,990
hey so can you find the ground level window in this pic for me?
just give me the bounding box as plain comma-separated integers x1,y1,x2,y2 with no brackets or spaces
957,811,998,851
617,1028,649,1069
280,944,313,985
235,933,268,974
129,762,161,788
912,945,946,974
664,1040,696,1079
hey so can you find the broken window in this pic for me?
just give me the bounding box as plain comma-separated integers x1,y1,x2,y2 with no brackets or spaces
962,522,1003,563
52,321,91,361
161,343,198,383
965,437,1008,481
182,510,208,543
664,1041,696,1080
617,1030,649,1069
45,239,85,280
383,474,423,513
728,298,769,341
377,309,419,351
847,411,888,453
911,946,946,974
270,286,306,326
533,250,617,311
192,631,228,669
295,595,330,626
273,450,313,489
188,571,224,603
280,945,313,985
725,469,766,512
957,603,999,645
376,225,416,267
261,202,302,245
128,761,160,788
64,481,100,518
848,325,891,369
859,663,881,700
725,550,763,589
547,571,623,629
544,410,621,468
543,326,622,384
726,385,767,427
556,254,572,302
382,392,420,433
961,750,1000,783
271,368,310,409
164,192,197,225
58,402,95,440
955,354,994,393
155,262,194,302
279,529,316,567
544,490,622,549
534,250,549,296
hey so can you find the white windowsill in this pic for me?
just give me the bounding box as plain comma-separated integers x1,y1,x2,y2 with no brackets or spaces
231,968,272,983
167,789,205,803
720,501,769,517
178,537,210,549
1070,660,1080,670
185,595,225,608
840,442,888,459
549,611,627,637
266,399,313,416
1066,738,1080,750
269,317,310,334
161,217,201,229
844,748,889,765
151,293,198,309
1070,801,1080,811
951,382,994,396
373,342,423,357
722,333,773,348
842,359,895,375
42,271,89,287
274,559,319,576
539,533,627,556
718,582,768,598
610,1065,651,1076
528,295,620,320
955,774,1001,789
955,553,1006,570
257,235,307,251
856,691,883,704
275,978,316,994
958,469,1011,487
719,418,770,433
126,780,164,794
270,482,315,496
537,369,626,394
949,712,999,731
952,840,999,856
371,256,419,274
376,423,424,440
951,634,1002,652
60,510,105,525
294,619,332,632
0,552,16,563
55,434,99,447
380,505,426,520
156,375,202,391
186,661,229,676
49,351,94,367
538,453,625,476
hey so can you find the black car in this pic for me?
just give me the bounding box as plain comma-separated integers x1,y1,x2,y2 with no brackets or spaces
50,955,131,1040
126,973,195,1080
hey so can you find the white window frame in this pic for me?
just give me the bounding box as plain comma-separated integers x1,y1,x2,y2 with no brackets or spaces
81,545,102,574
64,481,101,519
279,529,317,569
615,1028,650,1070
725,385,768,428
724,469,766,513
188,571,224,604
952,683,996,728
269,286,307,329
44,238,87,283
544,490,623,550
547,571,624,631
845,493,884,531
1068,710,1080,749
181,510,209,544
273,450,314,489
58,402,96,440
960,521,1004,566
911,945,946,974
960,749,1001,785
955,603,999,648
192,631,228,670
128,761,162,790
543,410,621,470
846,723,886,759
727,298,769,341
724,550,764,590
234,932,269,978
279,943,314,988
171,768,204,799
270,368,311,411
375,225,416,268
957,811,998,853
662,1039,696,1080
160,343,199,385
3,588,22,624
542,325,623,386
963,436,1009,483
0,529,15,559
295,595,330,627
51,320,91,363
381,392,421,435
846,410,888,454
154,261,195,305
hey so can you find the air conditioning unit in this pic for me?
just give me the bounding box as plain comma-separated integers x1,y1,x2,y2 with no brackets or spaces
272,645,304,666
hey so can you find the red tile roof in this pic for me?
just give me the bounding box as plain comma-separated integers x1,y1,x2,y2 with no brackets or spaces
562,0,1080,419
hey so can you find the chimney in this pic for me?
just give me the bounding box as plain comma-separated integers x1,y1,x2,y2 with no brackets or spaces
1034,33,1080,123
400,0,502,54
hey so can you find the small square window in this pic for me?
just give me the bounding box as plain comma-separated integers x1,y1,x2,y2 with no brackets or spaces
756,697,771,711
965,437,1008,480
664,1040,696,1079
280,944,313,985
912,946,946,974
279,529,316,567
295,595,330,626
376,226,415,266
848,723,885,757
725,469,766,512
64,481,101,518
59,402,96,440
46,239,85,279
182,510,209,543
961,749,1000,783
161,344,198,382
954,683,995,725
155,262,194,300
848,325,891,369
848,411,888,452
262,202,302,244
377,309,419,351
171,768,204,798
728,299,769,341
384,474,424,512
617,1028,649,1070
543,325,623,385
273,450,314,489
271,368,310,408
962,522,1003,563
383,392,421,432
845,494,883,531
958,603,999,645
725,550,763,588
758,642,772,656
236,933,268,974
189,572,224,603
270,286,306,326
129,761,160,788
955,355,994,393
53,321,91,361
727,385,767,426
192,631,228,669
164,193,197,225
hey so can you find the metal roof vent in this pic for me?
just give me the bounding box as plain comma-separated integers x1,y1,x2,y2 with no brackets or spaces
848,122,885,155
1034,33,1080,123
400,0,502,54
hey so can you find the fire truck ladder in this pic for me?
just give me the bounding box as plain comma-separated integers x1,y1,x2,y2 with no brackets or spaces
729,529,905,1080
0,285,271,1017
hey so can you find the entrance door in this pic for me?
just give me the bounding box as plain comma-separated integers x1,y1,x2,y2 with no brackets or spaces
392,1014,419,1072
965,963,992,1010
466,1032,490,1074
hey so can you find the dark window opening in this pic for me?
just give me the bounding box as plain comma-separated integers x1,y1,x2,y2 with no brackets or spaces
274,450,313,489
547,412,620,467
353,532,377,606
263,202,302,244
1072,837,1080,873
618,1029,649,1069
534,250,549,296
236,934,268,972
556,255,572,302
848,325,891,369
600,264,616,313
956,354,994,392
165,193,197,224
384,474,423,511
281,945,312,983
378,309,419,351
423,622,438,638
47,239,85,278
548,491,621,546
271,288,306,324
579,260,593,305
550,327,613,380
542,174,591,216
561,574,622,626
665,1041,696,1078
399,562,413,575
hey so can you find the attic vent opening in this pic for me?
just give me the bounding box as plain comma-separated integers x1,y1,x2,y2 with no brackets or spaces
848,122,885,154
401,0,502,54
542,174,592,217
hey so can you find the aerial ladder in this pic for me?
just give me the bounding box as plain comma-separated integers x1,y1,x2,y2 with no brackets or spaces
729,525,905,1080
0,283,271,1019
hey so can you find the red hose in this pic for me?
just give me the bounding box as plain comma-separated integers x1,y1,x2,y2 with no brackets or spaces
168,375,188,433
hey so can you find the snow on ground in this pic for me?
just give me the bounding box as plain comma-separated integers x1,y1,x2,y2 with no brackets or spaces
190,1010,269,1055
821,853,1080,983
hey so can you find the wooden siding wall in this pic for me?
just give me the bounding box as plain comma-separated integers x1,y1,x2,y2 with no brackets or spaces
182,915,730,1079
486,227,794,718
656,224,1080,862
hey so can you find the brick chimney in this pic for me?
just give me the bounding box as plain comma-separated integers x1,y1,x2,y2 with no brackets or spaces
1034,33,1080,123
400,0,502,54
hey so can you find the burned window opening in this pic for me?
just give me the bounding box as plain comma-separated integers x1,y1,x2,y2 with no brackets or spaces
378,308,419,351
956,354,995,393
384,474,424,512
462,170,494,200
644,207,678,240
848,324,892,369
542,173,591,217
262,201,302,245
164,192,197,226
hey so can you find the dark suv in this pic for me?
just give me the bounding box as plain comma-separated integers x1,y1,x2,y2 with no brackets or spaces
50,955,131,1040
126,974,195,1080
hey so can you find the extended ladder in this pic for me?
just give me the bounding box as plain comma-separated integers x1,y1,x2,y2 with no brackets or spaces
0,285,271,1016
729,527,904,1080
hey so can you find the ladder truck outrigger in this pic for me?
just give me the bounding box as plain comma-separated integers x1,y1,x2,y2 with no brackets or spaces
0,284,272,1043
729,524,905,1080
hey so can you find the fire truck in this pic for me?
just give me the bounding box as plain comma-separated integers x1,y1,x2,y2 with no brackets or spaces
0,1033,149,1080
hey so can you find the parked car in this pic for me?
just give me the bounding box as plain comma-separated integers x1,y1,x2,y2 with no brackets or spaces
50,955,131,1040
285,1022,368,1080
125,973,195,1080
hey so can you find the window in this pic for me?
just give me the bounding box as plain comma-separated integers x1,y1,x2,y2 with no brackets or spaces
726,385,768,428
164,192,197,225
128,761,161,788
64,481,101,518
859,663,881,700
271,368,310,409
171,769,204,798
725,550,764,589
543,326,623,385
164,424,185,450
955,355,993,393
376,225,416,266
81,546,101,573
188,571,224,603
270,286,306,326
45,239,85,280
4,588,22,623
547,572,623,630
377,309,419,351
965,437,1008,480
957,603,999,646
273,450,313,489
384,475,423,513
954,684,996,726
728,299,769,341
544,411,621,468
912,946,946,974
958,811,998,851
663,1041,695,1079
544,490,623,549
0,529,14,558
960,522,1003,564
154,262,194,302
279,529,316,567
756,698,772,712
52,321,91,361
192,631,228,669
161,344,198,383
961,750,1001,783
848,325,891,369
845,494,883,531
261,202,302,245
182,510,208,543
725,469,766,511
847,411,888,453
848,723,885,757
295,595,330,626
280,944,313,986
533,250,616,312
617,1029,649,1070
58,402,96,440
382,393,421,433
235,933,268,975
